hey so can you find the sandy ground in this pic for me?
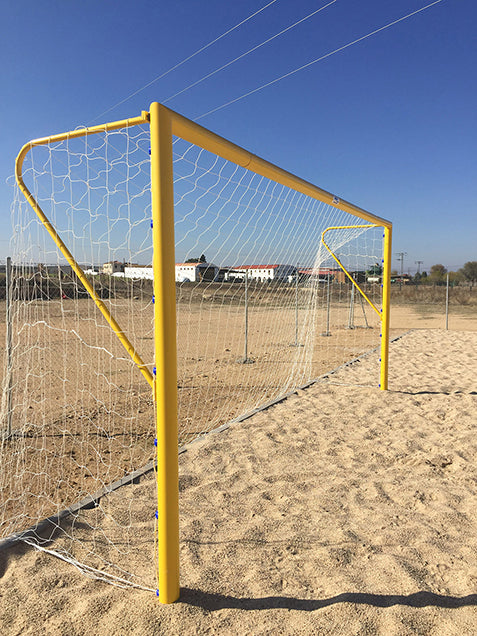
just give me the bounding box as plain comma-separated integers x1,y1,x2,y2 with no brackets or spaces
0,297,473,539
0,325,476,635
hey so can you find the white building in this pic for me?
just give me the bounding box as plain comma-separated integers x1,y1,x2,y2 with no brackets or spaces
102,261,125,275
226,264,297,283
175,262,219,283
124,266,154,280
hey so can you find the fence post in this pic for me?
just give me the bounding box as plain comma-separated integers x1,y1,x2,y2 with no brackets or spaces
239,270,253,363
291,265,302,346
5,257,13,438
347,281,355,329
295,267,299,345
244,270,249,359
359,292,370,329
321,274,331,336
445,272,449,330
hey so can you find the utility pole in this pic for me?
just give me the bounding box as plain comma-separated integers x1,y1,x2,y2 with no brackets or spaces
415,260,423,274
396,252,407,289
396,252,407,276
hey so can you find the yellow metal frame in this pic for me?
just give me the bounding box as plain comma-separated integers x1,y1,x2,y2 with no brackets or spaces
320,224,391,390
380,225,392,391
149,103,180,603
15,101,392,604
162,104,391,393
15,113,153,389
321,225,381,317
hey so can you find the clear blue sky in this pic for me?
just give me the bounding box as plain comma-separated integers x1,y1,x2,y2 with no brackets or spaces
1,0,475,273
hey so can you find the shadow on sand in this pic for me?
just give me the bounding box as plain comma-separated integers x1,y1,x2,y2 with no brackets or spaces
180,588,477,612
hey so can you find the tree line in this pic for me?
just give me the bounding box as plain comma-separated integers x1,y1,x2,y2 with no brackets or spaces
391,261,477,285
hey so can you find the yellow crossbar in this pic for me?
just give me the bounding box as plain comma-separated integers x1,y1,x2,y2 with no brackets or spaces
165,108,392,229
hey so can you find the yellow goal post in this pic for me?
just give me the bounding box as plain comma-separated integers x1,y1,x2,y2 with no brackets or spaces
14,102,392,603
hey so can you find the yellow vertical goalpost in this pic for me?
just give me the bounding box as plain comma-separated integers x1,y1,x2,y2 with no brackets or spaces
15,102,392,603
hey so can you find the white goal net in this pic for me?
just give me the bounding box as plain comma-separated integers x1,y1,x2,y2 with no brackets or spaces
0,116,385,590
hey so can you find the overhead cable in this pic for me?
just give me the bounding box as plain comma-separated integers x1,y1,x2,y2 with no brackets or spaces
196,0,446,121
163,0,339,104
88,0,278,124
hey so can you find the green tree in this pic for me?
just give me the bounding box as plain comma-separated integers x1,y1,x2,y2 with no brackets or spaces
428,264,447,283
448,271,464,285
459,261,477,283
366,262,383,277
185,254,207,263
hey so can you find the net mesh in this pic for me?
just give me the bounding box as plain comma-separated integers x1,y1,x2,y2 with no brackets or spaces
0,122,384,589
173,136,384,440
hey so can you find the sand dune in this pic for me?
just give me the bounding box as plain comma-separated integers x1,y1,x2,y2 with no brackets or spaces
1,328,476,635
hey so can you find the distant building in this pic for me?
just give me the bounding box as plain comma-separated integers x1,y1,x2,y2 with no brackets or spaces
102,261,125,275
84,267,99,276
175,262,219,283
124,266,154,280
225,264,297,283
297,267,347,284
391,274,412,285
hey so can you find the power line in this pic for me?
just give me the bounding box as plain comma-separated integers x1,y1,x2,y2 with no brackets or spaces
196,0,446,121
88,0,278,124
163,0,339,105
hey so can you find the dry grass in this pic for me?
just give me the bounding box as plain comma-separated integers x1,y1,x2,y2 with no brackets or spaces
391,284,476,306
